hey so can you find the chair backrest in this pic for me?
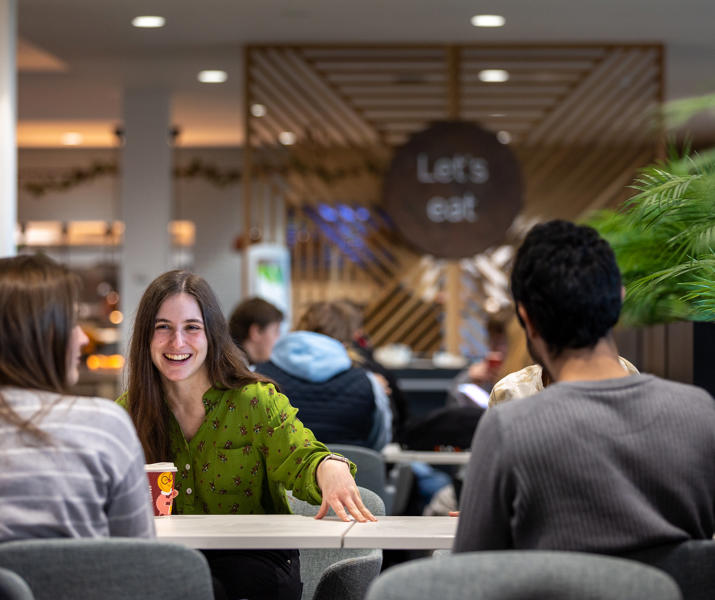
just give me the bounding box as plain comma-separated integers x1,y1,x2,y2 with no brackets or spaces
312,553,383,600
329,444,391,512
0,538,214,600
287,486,385,600
622,539,715,600
365,551,682,600
0,567,35,600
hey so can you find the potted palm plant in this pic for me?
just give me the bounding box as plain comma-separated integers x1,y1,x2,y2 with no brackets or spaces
585,94,715,395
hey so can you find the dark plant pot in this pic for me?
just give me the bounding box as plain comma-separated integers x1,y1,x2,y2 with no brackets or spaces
693,321,715,397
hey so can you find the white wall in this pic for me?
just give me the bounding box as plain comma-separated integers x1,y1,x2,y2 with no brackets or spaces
18,146,249,317
173,148,244,316
18,148,118,221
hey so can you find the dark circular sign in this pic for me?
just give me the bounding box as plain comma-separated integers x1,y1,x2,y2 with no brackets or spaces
382,120,523,258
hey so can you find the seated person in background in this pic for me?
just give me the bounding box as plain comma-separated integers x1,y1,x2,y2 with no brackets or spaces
447,317,508,408
454,219,715,554
257,301,392,450
0,254,154,541
228,296,284,367
334,299,409,442
119,272,374,600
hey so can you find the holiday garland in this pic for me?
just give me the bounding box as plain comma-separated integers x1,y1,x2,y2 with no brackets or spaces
21,156,386,198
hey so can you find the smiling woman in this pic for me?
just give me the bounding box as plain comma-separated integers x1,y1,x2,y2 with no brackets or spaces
150,293,209,387
117,269,376,600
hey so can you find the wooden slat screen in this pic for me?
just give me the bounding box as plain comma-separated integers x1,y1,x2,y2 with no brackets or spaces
244,43,662,358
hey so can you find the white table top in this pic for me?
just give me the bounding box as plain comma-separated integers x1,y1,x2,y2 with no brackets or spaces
342,516,458,550
382,443,471,465
154,514,354,549
155,514,458,550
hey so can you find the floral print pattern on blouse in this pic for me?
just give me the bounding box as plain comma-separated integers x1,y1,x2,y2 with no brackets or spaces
121,382,355,515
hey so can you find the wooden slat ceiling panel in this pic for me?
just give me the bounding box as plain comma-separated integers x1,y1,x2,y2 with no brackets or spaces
465,72,584,83
302,48,446,59
259,49,381,146
463,109,545,119
459,120,534,133
524,49,647,143
340,84,446,94
251,70,351,145
461,47,608,58
246,43,661,353
311,61,446,71
460,85,572,95
361,109,448,121
324,72,448,83
351,97,448,107
462,60,598,71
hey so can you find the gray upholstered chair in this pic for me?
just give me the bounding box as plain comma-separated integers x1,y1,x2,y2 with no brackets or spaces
0,567,35,600
287,485,384,600
0,538,214,600
365,551,682,600
622,539,715,600
329,444,392,513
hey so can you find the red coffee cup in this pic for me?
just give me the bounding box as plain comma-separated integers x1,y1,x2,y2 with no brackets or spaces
145,462,179,516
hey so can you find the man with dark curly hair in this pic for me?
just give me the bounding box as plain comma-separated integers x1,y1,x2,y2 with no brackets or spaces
453,219,715,554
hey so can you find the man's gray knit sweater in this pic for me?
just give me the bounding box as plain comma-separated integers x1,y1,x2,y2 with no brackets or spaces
453,374,715,553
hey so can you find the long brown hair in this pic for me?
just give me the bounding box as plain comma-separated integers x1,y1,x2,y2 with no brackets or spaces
126,270,269,462
0,254,81,437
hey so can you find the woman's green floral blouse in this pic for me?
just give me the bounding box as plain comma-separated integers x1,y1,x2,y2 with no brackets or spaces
118,382,356,515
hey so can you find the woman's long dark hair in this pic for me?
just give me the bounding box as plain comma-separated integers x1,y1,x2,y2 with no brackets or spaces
0,254,80,438
126,270,270,462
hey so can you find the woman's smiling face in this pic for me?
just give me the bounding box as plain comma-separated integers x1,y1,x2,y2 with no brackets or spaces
150,292,209,386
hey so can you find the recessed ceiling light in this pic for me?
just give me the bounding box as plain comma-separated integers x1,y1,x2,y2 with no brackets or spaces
471,14,505,27
198,70,228,83
489,113,506,118
131,16,165,28
61,132,83,146
479,69,509,83
250,103,267,117
497,130,512,144
278,131,296,145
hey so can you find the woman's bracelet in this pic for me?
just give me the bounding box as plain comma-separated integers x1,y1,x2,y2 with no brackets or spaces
321,453,351,467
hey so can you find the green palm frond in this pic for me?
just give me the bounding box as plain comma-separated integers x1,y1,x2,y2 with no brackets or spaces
681,260,715,321
583,122,715,326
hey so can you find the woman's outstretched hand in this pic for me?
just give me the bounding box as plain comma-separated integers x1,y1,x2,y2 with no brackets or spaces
315,458,377,522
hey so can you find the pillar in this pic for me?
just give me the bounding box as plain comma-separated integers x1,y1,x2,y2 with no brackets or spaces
119,89,172,350
0,0,17,257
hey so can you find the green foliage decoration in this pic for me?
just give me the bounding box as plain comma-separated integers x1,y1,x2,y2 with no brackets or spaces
585,146,715,326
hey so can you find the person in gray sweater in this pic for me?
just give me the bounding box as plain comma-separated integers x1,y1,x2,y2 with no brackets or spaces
453,219,715,554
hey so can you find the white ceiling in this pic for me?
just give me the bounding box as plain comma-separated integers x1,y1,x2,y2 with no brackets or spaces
17,0,715,147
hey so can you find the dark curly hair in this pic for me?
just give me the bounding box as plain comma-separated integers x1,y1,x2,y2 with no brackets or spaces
511,219,622,356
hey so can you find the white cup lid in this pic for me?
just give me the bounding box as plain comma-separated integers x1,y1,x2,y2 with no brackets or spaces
145,462,178,472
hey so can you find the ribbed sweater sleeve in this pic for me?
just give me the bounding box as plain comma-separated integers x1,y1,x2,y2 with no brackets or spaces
453,409,514,551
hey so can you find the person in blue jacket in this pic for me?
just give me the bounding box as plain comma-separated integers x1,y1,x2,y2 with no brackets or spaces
257,301,391,450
